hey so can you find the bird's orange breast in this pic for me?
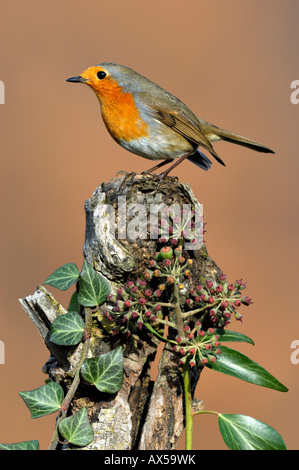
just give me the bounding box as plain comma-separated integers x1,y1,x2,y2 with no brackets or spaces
91,76,149,142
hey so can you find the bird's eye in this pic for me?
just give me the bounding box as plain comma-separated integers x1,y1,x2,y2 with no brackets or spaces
97,71,107,80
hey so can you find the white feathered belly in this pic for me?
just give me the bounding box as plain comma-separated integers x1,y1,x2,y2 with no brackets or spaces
119,122,196,161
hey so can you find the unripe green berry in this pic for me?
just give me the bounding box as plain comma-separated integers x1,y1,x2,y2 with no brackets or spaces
156,246,173,261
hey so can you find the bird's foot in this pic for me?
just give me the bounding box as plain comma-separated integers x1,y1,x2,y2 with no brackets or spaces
141,170,159,177
116,169,178,195
116,170,132,177
118,171,137,192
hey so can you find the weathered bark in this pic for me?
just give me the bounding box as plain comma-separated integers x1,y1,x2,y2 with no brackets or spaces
19,174,221,450
138,345,184,450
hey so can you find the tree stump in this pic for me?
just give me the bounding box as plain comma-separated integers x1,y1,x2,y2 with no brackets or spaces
20,174,221,450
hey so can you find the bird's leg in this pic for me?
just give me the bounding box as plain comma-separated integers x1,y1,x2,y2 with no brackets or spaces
141,159,179,185
119,152,193,193
142,159,171,176
152,152,194,194
158,152,194,180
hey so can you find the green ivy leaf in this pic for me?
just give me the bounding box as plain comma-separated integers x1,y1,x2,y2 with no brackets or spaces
216,329,254,345
78,260,110,307
44,263,79,291
81,347,123,393
58,407,94,447
218,413,287,450
50,311,85,346
0,440,39,450
19,382,64,418
208,345,288,392
68,291,81,313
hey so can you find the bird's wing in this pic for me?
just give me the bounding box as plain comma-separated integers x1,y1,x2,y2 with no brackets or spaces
136,92,225,166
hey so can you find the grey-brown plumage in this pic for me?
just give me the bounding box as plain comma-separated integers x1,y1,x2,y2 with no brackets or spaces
67,63,274,176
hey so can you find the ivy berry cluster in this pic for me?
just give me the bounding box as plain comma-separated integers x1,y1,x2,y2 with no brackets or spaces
153,205,205,248
105,243,252,368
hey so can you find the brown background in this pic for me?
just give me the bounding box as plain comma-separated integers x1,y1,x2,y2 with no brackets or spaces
0,0,298,450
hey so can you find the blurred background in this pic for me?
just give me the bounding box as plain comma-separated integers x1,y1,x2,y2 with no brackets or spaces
0,0,298,450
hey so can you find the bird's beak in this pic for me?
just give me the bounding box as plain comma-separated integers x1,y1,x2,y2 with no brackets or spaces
66,75,87,83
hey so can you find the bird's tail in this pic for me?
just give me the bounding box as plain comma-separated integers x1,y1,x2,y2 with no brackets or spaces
205,123,275,154
188,123,274,170
187,150,213,170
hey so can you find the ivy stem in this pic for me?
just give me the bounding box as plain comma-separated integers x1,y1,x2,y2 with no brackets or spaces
182,299,221,319
173,282,184,338
152,317,176,329
154,302,175,308
182,295,241,320
182,361,193,450
48,307,92,450
192,409,219,417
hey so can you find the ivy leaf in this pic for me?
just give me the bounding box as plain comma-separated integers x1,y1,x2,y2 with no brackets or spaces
58,407,94,447
218,413,287,450
68,291,81,313
0,440,39,450
81,347,123,393
19,382,64,418
216,329,254,345
78,260,110,307
44,263,79,291
50,311,85,346
208,345,288,392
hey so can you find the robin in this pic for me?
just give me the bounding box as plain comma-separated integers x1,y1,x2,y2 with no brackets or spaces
66,63,274,180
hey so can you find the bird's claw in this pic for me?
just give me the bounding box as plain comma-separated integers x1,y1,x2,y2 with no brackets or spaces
118,171,137,192
117,169,178,195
